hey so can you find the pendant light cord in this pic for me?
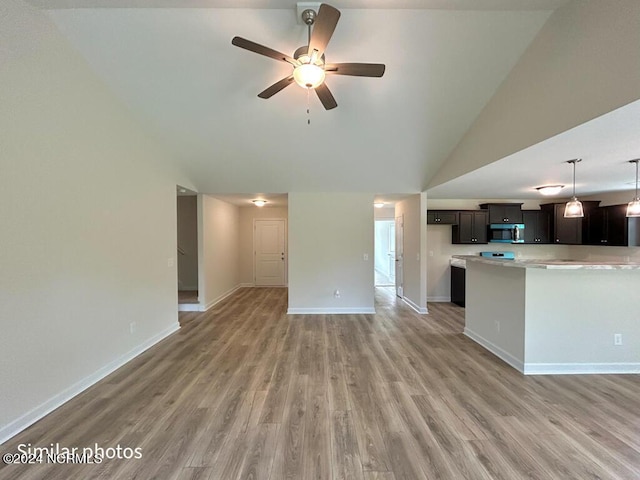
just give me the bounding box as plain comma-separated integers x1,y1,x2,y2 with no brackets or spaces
635,160,639,199
572,161,576,197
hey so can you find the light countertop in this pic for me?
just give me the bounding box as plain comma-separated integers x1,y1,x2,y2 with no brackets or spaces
452,255,640,270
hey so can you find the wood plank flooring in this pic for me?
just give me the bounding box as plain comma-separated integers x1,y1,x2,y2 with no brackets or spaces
1,287,639,479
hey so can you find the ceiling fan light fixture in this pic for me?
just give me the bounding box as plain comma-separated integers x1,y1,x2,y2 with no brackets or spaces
252,199,267,207
374,202,385,208
293,63,325,89
536,185,564,196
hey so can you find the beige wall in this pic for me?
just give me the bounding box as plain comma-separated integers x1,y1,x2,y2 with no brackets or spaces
374,206,395,220
0,0,188,442
177,196,198,290
239,206,288,285
199,196,241,309
396,194,427,312
429,0,640,189
288,193,374,313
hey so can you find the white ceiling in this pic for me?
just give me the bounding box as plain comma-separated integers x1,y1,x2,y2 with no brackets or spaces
27,0,569,10
33,0,638,203
427,99,640,199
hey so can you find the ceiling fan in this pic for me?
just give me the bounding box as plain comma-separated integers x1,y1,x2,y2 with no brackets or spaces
231,3,385,110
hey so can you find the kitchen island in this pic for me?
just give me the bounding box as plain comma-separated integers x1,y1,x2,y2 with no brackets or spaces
454,255,640,375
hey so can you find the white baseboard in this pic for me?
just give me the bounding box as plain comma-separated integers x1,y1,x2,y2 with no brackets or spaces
464,328,525,373
178,303,201,312
287,307,376,315
402,296,428,314
523,363,640,375
0,322,180,445
178,286,198,291
463,329,639,375
200,285,244,312
238,283,255,288
427,296,451,302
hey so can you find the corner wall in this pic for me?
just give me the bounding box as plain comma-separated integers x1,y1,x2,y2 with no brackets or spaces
288,193,374,314
396,194,427,313
198,196,241,310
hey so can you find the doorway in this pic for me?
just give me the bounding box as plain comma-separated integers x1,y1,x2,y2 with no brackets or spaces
395,214,404,298
254,219,286,286
374,220,395,286
177,187,199,309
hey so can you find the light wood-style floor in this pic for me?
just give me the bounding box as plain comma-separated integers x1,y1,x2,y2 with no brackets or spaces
1,287,639,479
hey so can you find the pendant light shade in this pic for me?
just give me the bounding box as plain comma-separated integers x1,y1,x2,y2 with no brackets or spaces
564,159,584,218
565,197,584,218
627,159,640,217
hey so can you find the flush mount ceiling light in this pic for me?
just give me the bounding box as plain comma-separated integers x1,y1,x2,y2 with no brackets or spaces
374,202,385,208
564,159,584,218
627,159,640,217
536,185,564,196
252,200,267,207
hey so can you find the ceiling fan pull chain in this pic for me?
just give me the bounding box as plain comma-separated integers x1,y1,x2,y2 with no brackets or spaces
307,88,311,125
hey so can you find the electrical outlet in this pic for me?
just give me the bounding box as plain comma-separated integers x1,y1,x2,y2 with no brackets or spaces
168,257,174,267
429,251,434,257
363,253,369,261
495,320,500,333
614,334,623,346
130,322,137,334
334,289,341,299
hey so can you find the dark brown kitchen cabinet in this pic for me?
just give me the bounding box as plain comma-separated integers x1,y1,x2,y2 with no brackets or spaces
480,203,523,224
450,265,465,307
522,210,551,244
427,210,459,225
541,201,599,245
452,211,488,244
586,204,640,246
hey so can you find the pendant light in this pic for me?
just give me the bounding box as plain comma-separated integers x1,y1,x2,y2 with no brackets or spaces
627,159,640,217
564,159,584,218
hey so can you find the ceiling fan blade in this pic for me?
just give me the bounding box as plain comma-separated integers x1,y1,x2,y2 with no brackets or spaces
307,4,341,60
232,37,299,66
258,76,295,99
325,63,386,77
315,83,337,110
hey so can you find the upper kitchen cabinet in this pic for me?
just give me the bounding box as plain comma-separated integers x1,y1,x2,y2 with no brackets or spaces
427,210,459,225
480,203,523,224
586,204,640,246
522,210,551,244
541,201,599,245
452,211,488,244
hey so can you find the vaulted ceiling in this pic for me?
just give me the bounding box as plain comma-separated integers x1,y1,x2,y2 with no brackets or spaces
27,0,638,201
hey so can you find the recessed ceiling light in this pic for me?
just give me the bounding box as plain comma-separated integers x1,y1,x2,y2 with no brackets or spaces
535,185,564,196
253,199,267,207
374,202,385,208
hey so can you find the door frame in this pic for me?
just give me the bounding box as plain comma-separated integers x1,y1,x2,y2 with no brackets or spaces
253,218,288,287
395,214,404,298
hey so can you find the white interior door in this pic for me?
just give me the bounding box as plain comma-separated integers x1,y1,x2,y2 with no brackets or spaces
395,215,403,298
254,219,286,286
